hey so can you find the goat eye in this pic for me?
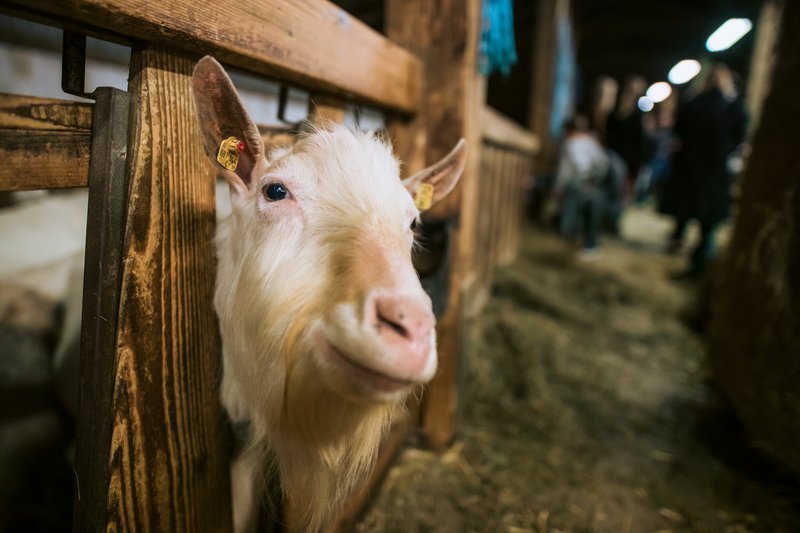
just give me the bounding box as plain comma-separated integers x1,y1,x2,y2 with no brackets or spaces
410,219,417,231
263,182,288,201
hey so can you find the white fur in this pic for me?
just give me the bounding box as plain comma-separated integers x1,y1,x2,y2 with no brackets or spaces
216,126,432,532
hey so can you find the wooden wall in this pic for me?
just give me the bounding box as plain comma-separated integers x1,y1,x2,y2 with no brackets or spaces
708,0,800,476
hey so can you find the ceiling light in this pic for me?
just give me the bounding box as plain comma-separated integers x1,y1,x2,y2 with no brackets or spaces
706,18,752,52
645,82,672,103
637,96,654,112
668,59,701,84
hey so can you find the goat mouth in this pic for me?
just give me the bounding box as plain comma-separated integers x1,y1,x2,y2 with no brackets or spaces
324,342,416,396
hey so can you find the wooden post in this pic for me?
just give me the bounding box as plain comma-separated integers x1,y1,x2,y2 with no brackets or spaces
386,0,485,450
528,0,570,168
99,46,231,531
708,0,800,476
73,87,130,531
745,0,783,136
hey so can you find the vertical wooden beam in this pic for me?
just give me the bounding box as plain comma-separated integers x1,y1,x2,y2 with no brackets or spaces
746,0,783,136
74,87,130,531
708,0,800,476
387,0,485,450
103,46,231,532
528,0,569,168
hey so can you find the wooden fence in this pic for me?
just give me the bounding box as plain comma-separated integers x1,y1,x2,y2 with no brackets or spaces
0,0,536,530
463,107,539,320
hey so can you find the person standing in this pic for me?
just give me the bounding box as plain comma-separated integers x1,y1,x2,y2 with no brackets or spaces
606,75,653,200
660,64,748,276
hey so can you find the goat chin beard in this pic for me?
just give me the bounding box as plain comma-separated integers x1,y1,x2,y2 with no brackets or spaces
276,350,400,533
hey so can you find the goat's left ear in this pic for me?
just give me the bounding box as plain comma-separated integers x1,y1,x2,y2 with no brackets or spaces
402,139,467,210
192,56,267,197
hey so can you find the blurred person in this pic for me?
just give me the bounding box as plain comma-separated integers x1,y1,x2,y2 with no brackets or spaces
638,96,678,203
554,115,610,258
600,149,628,235
659,63,747,276
588,75,619,143
606,75,655,199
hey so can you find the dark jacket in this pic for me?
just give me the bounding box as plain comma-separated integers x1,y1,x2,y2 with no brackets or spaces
659,88,747,225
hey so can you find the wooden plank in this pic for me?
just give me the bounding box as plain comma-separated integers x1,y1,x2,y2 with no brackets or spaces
6,0,421,114
498,152,522,265
487,148,504,275
503,152,524,264
387,0,485,450
481,107,540,154
0,93,93,131
0,129,90,190
103,45,231,532
0,94,93,191
73,87,131,532
502,153,523,264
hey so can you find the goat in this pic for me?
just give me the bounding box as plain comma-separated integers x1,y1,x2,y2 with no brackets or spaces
192,57,466,532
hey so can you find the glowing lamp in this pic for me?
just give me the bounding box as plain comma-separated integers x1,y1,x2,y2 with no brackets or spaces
668,60,701,84
706,18,752,52
646,82,672,103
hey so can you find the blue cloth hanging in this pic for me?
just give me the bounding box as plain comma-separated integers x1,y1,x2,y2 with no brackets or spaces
480,0,518,76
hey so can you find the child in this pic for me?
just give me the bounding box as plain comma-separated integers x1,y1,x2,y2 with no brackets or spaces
554,115,610,257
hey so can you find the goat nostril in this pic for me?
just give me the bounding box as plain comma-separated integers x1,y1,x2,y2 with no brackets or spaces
377,311,409,339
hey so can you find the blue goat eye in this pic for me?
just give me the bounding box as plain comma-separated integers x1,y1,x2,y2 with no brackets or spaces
264,182,288,201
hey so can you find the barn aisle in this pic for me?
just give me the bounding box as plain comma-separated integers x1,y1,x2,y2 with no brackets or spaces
357,207,800,533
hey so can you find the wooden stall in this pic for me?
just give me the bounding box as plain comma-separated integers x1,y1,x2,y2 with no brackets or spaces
463,107,539,321
0,0,489,530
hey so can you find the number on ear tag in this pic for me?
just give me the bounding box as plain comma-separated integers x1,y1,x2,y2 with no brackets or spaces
217,136,244,171
414,183,435,211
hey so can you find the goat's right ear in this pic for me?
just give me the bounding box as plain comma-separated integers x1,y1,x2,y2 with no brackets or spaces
192,56,266,196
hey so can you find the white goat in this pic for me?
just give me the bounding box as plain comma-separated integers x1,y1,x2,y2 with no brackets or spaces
192,57,466,532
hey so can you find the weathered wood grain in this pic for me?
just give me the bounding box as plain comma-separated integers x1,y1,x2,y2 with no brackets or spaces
0,94,93,190
0,129,90,190
104,46,231,532
0,93,93,131
6,0,421,114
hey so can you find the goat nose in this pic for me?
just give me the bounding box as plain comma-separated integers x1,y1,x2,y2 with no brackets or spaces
368,293,435,375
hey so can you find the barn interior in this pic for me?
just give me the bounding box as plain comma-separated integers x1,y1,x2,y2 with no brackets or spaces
1,0,798,531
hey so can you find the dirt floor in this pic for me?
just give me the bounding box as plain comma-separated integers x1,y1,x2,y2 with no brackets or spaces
356,208,800,533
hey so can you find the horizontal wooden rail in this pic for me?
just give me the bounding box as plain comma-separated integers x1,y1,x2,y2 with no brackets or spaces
481,106,540,154
0,94,92,191
5,0,422,114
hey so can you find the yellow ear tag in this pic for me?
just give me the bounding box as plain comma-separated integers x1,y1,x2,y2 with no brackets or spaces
217,136,244,171
414,183,435,211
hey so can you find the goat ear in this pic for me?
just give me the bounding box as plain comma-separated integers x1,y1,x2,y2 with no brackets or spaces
402,139,466,211
192,56,266,196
